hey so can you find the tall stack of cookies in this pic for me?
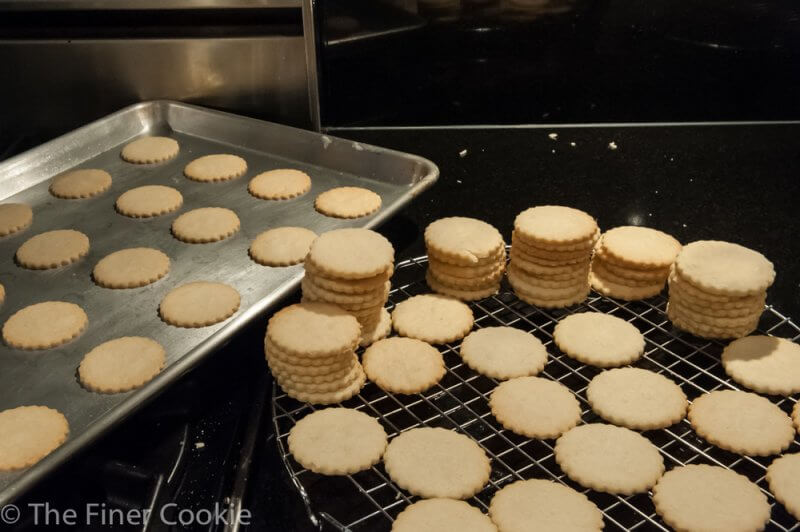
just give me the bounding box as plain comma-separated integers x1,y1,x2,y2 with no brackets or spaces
266,302,366,404
590,226,681,301
424,217,506,301
508,206,598,308
302,228,394,346
667,240,775,339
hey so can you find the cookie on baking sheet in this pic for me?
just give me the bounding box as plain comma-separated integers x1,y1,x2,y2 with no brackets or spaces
249,227,317,266
3,301,87,349
0,203,33,237
393,499,496,532
116,185,183,218
674,240,775,296
288,408,387,475
184,154,247,182
16,229,89,269
721,336,800,396
159,281,240,328
391,294,474,344
553,312,645,368
599,226,681,269
514,205,598,245
767,453,800,520
490,377,581,439
489,479,603,532
121,136,179,164
267,302,361,358
587,368,687,430
78,337,165,393
460,326,547,380
363,337,444,394
248,169,311,200
652,465,770,532
424,217,504,265
0,406,69,471
93,248,170,288
314,186,381,218
384,427,491,499
554,423,664,494
306,228,394,280
171,207,240,243
50,169,112,199
688,390,794,456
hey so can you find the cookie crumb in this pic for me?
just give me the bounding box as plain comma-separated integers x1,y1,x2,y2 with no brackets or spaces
458,149,468,157
548,133,558,140
608,141,618,150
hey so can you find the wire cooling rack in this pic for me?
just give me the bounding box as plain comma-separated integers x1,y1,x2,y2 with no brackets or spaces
272,253,800,531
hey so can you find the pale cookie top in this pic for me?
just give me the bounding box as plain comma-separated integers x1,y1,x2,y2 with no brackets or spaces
553,312,644,367
489,479,603,532
554,423,664,495
267,302,360,357
587,368,687,430
383,427,491,499
490,376,581,439
159,281,240,328
514,206,598,244
49,169,112,199
171,207,240,243
766,453,800,521
688,389,794,456
93,248,170,289
78,337,165,393
0,406,69,471
248,169,311,200
16,229,89,269
184,154,247,182
362,337,445,394
306,228,394,279
3,301,87,350
652,465,770,532
460,326,547,380
600,226,681,268
424,217,504,264
392,294,474,344
288,408,387,475
121,136,179,164
116,185,183,218
393,499,497,532
675,240,775,296
314,186,381,218
250,227,317,267
721,336,800,396
0,203,33,236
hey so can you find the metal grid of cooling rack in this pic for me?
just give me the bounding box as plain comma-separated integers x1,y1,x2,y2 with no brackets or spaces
272,253,800,532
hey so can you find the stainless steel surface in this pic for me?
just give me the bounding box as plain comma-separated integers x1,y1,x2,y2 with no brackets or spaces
273,253,800,531
0,100,439,504
303,0,322,131
0,0,300,9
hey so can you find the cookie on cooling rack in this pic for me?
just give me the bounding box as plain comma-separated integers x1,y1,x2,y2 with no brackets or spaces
392,499,496,532
553,312,645,368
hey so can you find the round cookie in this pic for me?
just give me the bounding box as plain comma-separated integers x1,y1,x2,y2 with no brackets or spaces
248,169,311,200
652,465,770,532
489,479,603,532
514,285,590,309
0,203,33,237
16,229,89,269
600,226,681,268
508,268,588,299
116,185,183,218
490,377,581,439
0,406,69,471
589,271,664,301
426,271,500,301
306,228,393,279
171,207,240,243
393,499,496,532
688,390,794,456
121,136,179,164
721,336,800,396
587,368,687,430
383,427,490,499
460,327,547,380
283,366,366,404
314,186,381,218
49,169,112,199
359,307,392,347
674,240,774,296
249,227,317,266
78,337,165,393
392,294,474,344
767,453,800,521
184,154,247,182
363,337,445,394
159,281,240,328
514,205,598,245
93,248,170,288
267,302,360,358
424,217,504,264
554,423,664,494
3,301,87,349
553,312,645,367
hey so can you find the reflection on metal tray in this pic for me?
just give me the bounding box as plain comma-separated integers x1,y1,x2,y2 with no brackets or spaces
0,100,438,505
273,253,800,531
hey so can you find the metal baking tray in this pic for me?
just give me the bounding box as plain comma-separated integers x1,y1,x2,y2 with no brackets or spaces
0,100,438,504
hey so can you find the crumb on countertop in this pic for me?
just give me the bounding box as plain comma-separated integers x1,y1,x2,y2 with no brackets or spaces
548,133,558,140
459,149,468,157
608,141,618,150
195,442,205,449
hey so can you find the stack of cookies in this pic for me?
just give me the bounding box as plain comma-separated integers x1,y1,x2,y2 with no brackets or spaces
508,206,598,308
667,240,775,339
590,226,681,301
302,228,394,346
266,302,366,404
424,217,506,301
